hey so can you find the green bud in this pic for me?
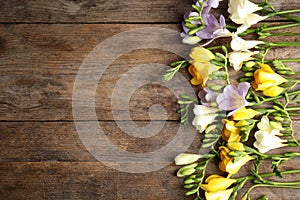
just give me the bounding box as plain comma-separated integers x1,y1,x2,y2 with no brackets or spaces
177,163,198,177
272,105,282,111
184,178,195,185
186,188,198,196
222,46,228,54
270,121,284,130
274,116,284,122
208,83,225,91
239,77,253,82
246,61,256,68
215,52,226,61
184,22,199,29
177,168,196,177
245,72,254,77
184,183,198,189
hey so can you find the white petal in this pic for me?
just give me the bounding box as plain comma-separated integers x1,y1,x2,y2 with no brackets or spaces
182,36,201,45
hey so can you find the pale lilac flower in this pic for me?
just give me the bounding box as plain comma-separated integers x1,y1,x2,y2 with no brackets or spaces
216,82,250,116
196,15,231,40
199,88,220,107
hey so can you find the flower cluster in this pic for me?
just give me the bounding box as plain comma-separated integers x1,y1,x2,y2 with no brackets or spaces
165,0,300,200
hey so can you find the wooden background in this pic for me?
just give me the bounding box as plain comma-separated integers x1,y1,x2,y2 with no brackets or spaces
0,0,299,199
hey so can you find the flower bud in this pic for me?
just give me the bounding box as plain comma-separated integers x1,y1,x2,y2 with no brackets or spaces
175,153,202,165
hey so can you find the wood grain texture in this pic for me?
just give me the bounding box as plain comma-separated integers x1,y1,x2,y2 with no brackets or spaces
0,0,299,23
1,121,299,162
1,0,300,199
0,24,299,121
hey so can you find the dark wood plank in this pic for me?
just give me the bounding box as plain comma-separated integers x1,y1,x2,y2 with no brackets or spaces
0,0,298,23
0,24,299,121
0,162,195,200
0,121,299,162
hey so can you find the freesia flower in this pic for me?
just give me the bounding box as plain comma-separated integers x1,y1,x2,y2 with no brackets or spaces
253,116,287,153
228,0,268,34
222,120,241,142
182,1,231,44
201,174,236,192
219,146,254,174
254,133,287,153
189,47,220,87
216,82,250,116
201,174,235,200
192,105,220,132
228,51,257,71
231,33,264,52
175,153,203,165
199,88,220,107
231,107,259,120
196,15,232,43
252,63,288,97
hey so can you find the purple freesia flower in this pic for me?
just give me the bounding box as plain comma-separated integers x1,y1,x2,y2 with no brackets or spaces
216,82,250,116
196,15,226,40
199,88,220,107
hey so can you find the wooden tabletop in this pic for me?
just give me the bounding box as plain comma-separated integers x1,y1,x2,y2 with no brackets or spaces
0,0,299,199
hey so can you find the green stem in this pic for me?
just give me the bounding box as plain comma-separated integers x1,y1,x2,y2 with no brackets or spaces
238,169,300,182
279,14,300,22
262,23,300,31
250,90,300,106
264,58,300,63
268,9,300,18
286,107,300,111
267,32,300,37
265,41,300,47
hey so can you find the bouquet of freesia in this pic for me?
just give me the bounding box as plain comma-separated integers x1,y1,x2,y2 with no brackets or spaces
164,0,300,199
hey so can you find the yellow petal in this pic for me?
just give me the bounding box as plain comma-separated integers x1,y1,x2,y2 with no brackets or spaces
205,189,233,200
232,107,259,120
188,65,203,86
262,86,285,97
201,175,236,192
226,155,254,174
190,46,215,62
227,142,245,151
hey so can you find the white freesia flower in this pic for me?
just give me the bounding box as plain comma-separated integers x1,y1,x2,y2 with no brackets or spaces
175,153,203,165
192,105,220,132
253,116,287,153
231,33,264,51
254,132,287,153
228,51,257,71
228,0,268,33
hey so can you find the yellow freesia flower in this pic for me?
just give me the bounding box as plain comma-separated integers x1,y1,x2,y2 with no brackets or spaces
232,107,259,120
201,175,236,192
219,146,254,175
205,189,234,200
252,63,287,97
188,47,220,87
222,120,241,142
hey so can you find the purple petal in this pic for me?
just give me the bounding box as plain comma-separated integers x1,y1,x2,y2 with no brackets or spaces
207,0,220,8
237,82,251,97
182,23,190,34
219,15,226,28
